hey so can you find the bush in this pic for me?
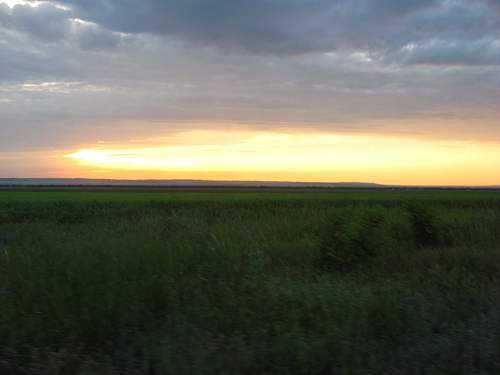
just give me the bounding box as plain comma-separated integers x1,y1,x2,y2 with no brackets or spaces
406,201,441,248
318,208,385,271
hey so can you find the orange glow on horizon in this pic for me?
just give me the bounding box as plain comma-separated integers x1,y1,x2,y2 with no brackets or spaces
62,130,500,186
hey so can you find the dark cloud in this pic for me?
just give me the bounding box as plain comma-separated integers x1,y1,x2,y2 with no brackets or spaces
0,4,9,23
0,37,70,82
1,2,70,41
50,0,439,55
46,0,500,67
0,2,127,52
388,38,500,66
0,0,495,65
73,22,123,50
486,0,500,8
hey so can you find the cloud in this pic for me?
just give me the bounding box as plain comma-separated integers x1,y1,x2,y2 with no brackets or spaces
72,20,124,50
1,0,500,157
45,0,500,69
0,1,127,51
51,0,439,55
389,38,500,66
3,0,500,64
0,2,70,41
0,33,71,82
486,0,500,9
0,4,9,23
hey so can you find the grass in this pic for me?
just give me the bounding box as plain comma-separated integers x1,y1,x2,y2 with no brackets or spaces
1,189,500,374
1,189,500,203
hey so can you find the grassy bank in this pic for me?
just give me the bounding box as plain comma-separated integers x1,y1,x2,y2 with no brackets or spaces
1,190,500,374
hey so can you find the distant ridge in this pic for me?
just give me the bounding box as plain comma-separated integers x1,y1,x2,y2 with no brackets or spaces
0,178,383,188
0,178,499,189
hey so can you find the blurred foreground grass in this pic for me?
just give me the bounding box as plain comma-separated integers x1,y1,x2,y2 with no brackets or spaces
1,190,500,374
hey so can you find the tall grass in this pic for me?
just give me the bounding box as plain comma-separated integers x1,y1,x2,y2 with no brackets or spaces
1,193,500,374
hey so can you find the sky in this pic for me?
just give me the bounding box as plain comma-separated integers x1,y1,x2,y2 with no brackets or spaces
1,0,499,185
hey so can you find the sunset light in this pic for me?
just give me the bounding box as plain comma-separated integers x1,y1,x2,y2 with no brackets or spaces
65,130,500,185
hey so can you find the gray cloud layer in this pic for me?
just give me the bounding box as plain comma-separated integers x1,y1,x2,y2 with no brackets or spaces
1,2,69,41
1,0,498,68
1,0,500,155
48,0,500,64
0,2,127,51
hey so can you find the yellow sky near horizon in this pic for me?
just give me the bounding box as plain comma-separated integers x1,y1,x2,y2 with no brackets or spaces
41,129,500,186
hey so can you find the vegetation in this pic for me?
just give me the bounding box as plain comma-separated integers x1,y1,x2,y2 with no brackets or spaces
1,190,500,374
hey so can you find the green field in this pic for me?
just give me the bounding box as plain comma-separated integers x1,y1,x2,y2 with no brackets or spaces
1,189,500,203
1,189,500,374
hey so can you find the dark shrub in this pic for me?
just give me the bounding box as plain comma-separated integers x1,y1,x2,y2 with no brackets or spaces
406,202,441,248
318,208,385,271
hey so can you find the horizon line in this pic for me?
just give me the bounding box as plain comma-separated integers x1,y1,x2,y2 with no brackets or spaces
0,177,499,189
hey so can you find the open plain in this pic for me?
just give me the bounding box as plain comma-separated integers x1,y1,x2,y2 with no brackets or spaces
1,188,500,374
